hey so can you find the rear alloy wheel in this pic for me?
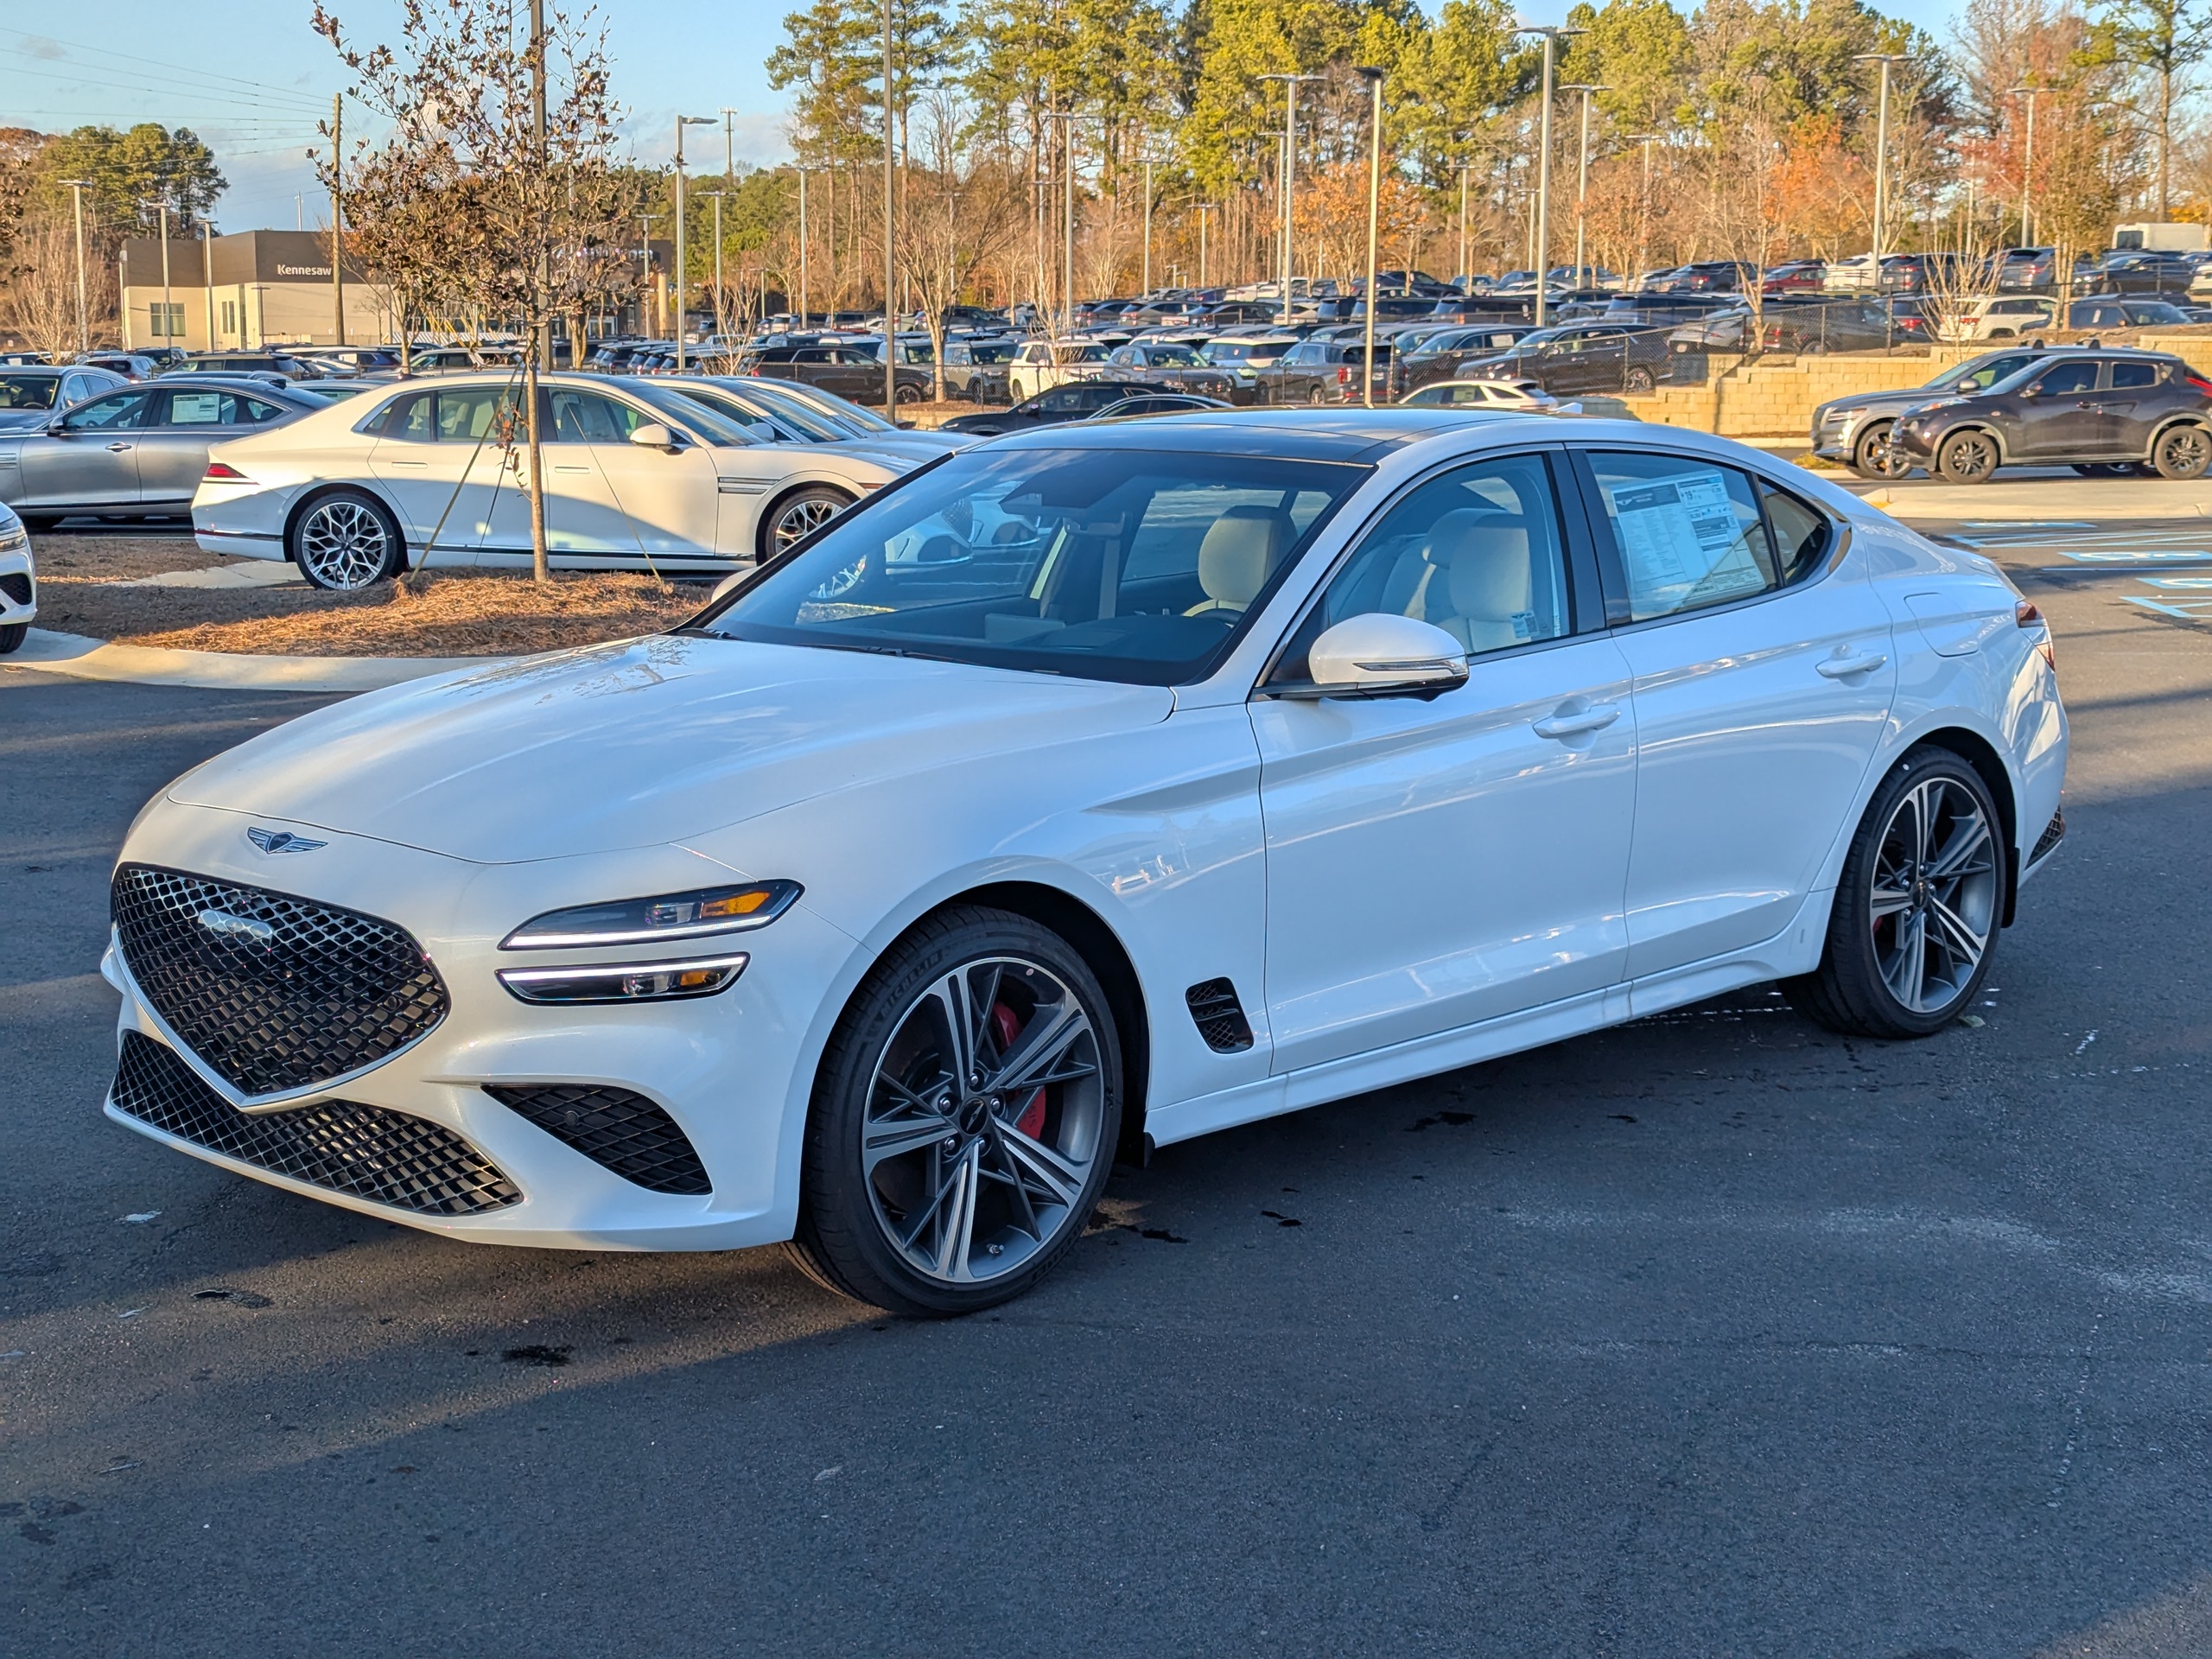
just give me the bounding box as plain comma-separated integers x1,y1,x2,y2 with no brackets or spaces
1624,365,1657,394
289,489,403,590
788,906,1122,1315
1784,746,2005,1039
761,486,851,562
1307,385,1330,405
893,381,925,405
2152,423,2211,480
1935,429,1999,484
1852,422,1910,480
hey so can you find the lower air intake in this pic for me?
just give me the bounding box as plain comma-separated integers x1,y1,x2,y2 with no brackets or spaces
2031,807,2066,863
481,1084,712,1196
1185,978,1255,1053
110,1030,521,1217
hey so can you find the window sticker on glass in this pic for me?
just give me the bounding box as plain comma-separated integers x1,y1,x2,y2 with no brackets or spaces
169,391,224,424
1601,467,1770,617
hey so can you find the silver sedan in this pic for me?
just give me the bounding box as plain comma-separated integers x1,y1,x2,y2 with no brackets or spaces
0,377,317,528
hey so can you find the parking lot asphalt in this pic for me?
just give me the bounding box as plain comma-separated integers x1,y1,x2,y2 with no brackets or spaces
5,521,2211,1658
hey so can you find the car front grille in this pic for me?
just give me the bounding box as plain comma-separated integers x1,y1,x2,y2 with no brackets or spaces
111,863,449,1099
111,1031,521,1217
482,1084,712,1195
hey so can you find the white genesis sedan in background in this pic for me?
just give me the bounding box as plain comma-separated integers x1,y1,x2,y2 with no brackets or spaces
189,371,945,588
111,411,2067,1314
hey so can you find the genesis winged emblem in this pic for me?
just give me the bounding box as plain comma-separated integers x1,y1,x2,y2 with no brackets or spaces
246,827,327,855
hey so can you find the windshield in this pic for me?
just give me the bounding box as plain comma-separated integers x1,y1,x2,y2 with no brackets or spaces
1141,344,1202,366
1933,352,2041,393
690,446,1368,686
625,381,771,446
0,375,60,410
757,377,894,433
1204,340,1282,364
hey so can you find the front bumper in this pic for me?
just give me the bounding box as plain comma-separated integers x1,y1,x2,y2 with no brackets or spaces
0,540,33,628
102,798,855,1250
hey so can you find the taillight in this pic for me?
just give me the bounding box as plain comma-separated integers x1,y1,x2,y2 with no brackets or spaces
203,461,247,480
2188,375,2212,394
1337,365,1351,384
2017,599,2057,672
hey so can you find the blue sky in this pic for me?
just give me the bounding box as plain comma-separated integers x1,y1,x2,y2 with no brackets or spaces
3,0,1963,231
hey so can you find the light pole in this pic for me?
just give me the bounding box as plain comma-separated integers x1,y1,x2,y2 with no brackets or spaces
60,179,91,352
2005,84,2042,248
1454,156,1478,283
156,200,172,353
1560,84,1609,284
699,190,726,340
1198,202,1211,286
1042,110,1080,335
1355,66,1385,407
881,0,898,410
1626,133,1663,289
673,114,715,369
1514,25,1584,326
1855,54,1912,291
1258,72,1326,327
1140,153,1162,296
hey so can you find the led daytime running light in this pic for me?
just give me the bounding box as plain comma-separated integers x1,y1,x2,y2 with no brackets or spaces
497,951,750,1005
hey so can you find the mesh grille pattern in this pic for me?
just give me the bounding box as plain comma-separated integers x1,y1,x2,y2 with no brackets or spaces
1185,978,1255,1054
111,863,448,1097
483,1084,712,1195
111,1031,521,1217
2031,808,2066,862
0,572,29,606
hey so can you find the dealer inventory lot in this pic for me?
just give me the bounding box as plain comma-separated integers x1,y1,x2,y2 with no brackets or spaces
6,486,2207,1652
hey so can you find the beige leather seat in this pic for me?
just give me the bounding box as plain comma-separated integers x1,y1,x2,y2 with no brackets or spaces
1185,505,1295,616
1424,508,1534,654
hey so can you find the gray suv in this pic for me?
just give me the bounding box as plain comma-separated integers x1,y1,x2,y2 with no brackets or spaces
1810,346,2053,478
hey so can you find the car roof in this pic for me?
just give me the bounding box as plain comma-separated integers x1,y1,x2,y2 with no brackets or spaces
987,407,1554,462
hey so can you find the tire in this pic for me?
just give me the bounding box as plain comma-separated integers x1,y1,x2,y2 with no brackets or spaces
289,489,403,591
1783,746,2006,1039
1935,429,1999,484
1851,422,1910,480
760,485,852,562
2152,423,2211,480
893,381,925,406
1307,385,1329,405
1989,329,2015,340
787,906,1123,1316
0,621,24,654
1625,365,1656,394
2073,462,2131,477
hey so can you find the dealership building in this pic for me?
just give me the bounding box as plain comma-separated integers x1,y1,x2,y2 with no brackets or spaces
117,230,393,352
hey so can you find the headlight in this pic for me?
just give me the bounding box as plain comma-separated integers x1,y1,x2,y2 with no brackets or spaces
0,521,26,553
500,880,801,950
497,951,749,1005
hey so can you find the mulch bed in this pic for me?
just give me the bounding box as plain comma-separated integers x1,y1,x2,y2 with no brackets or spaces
32,531,717,657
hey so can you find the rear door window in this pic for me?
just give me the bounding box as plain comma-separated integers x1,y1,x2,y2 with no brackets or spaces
1583,452,1778,621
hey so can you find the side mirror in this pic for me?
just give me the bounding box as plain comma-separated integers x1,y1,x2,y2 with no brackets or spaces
1293,613,1469,699
628,423,681,450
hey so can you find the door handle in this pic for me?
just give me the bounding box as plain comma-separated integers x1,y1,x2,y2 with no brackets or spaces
106,442,133,452
1816,652,1888,678
1532,703,1621,740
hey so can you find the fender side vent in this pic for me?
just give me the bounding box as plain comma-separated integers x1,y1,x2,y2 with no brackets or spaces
1185,978,1254,1053
2031,807,2066,864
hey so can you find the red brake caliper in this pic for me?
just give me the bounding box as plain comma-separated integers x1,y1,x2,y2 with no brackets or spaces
992,1003,1048,1138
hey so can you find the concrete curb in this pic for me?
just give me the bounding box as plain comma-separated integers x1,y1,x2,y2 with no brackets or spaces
10,629,501,692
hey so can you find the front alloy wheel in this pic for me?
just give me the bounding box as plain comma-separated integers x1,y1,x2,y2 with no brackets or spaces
1935,429,1999,484
1785,747,2005,1038
2153,423,2211,480
291,491,401,590
1853,422,1910,480
1624,365,1657,394
790,907,1121,1315
762,486,849,562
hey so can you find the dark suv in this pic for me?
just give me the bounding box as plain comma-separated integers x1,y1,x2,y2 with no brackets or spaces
1456,321,1672,394
1888,350,2212,482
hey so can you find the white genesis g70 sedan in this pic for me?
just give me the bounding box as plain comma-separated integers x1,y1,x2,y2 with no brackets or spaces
189,371,938,588
107,411,2068,1314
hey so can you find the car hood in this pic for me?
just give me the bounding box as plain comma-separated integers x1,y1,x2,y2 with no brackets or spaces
1815,388,1946,421
817,433,969,465
0,410,54,432
168,634,1175,864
